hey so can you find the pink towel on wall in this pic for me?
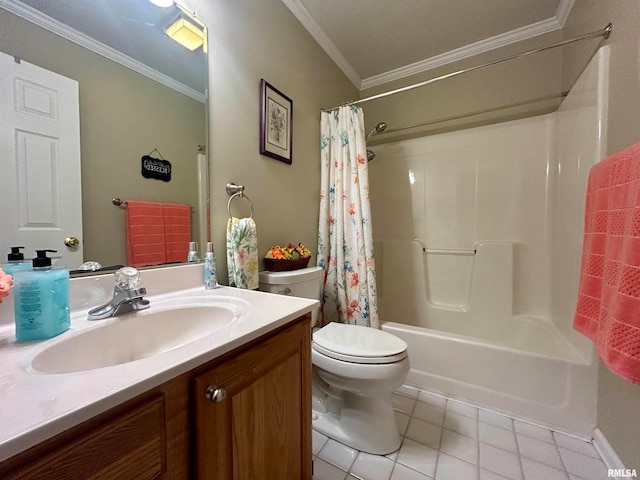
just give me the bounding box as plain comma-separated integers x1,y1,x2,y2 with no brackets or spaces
126,201,166,267
574,140,640,384
126,201,191,267
163,202,191,263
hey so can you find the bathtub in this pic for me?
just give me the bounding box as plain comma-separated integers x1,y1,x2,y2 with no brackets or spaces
382,318,596,435
375,240,598,435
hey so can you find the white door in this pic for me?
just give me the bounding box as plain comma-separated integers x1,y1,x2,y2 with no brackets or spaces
0,51,83,268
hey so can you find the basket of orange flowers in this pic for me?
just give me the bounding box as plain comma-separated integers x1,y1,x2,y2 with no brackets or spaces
264,243,312,271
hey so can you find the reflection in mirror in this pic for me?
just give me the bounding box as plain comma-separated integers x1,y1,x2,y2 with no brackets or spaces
0,0,209,274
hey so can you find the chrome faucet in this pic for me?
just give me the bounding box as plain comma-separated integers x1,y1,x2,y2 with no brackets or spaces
88,267,150,320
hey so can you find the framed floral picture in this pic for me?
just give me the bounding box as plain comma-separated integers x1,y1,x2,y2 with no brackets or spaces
260,79,293,165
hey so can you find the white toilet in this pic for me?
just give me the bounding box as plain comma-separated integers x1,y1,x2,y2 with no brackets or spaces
259,266,410,455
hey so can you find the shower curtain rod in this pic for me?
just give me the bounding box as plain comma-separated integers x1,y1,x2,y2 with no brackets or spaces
377,91,569,135
322,23,612,112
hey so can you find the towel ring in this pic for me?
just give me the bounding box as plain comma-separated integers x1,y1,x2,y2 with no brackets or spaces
227,192,254,218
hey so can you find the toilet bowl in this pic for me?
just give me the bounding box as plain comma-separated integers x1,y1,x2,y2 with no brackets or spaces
259,267,410,455
312,322,409,454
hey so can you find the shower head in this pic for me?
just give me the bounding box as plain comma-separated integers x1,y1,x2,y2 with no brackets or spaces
365,121,387,161
367,149,376,162
366,122,388,140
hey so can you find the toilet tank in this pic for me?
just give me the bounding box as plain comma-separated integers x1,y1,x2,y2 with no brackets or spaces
258,266,323,327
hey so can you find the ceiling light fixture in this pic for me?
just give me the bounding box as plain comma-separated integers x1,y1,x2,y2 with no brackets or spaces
148,0,175,7
165,11,206,51
165,17,204,51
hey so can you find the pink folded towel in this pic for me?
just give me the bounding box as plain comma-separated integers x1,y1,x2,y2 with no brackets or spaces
126,201,191,267
163,202,191,263
574,140,640,384
126,201,166,267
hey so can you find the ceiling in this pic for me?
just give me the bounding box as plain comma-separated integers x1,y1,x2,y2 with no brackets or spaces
4,0,574,94
2,0,207,95
282,0,574,89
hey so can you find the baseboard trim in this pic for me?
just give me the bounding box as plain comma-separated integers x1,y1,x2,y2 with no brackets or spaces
592,428,625,469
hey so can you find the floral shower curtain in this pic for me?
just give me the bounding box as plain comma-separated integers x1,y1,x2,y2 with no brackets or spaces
317,106,379,329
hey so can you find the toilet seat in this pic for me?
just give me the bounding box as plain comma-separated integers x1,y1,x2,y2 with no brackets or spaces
313,323,408,365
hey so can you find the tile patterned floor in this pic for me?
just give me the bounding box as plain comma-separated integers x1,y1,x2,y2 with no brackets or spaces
312,386,610,480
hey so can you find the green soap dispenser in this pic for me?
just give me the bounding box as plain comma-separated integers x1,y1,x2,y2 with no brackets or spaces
13,249,70,342
1,246,31,275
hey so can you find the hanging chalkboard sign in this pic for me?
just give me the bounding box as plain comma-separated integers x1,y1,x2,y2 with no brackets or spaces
141,155,171,182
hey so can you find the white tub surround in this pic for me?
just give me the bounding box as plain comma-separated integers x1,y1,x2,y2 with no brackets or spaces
377,240,514,322
0,263,318,462
383,321,595,434
370,47,609,435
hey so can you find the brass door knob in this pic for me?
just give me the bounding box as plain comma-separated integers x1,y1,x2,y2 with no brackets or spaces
205,385,227,403
64,237,80,247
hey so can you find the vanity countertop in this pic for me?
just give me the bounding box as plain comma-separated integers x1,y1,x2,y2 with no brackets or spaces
0,269,318,463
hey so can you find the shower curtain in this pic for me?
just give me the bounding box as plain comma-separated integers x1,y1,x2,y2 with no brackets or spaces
318,106,379,328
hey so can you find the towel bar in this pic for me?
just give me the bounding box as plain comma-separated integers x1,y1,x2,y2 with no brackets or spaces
113,198,193,211
422,248,476,256
226,182,244,196
227,192,254,218
412,239,476,256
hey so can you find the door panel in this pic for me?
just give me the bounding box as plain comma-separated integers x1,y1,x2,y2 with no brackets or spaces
0,51,82,267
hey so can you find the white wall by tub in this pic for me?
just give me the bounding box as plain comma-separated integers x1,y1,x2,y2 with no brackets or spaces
368,47,609,434
369,114,553,317
370,48,608,337
550,47,609,361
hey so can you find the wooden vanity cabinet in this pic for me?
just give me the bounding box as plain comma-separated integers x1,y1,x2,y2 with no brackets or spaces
0,395,168,479
193,313,312,479
0,315,312,480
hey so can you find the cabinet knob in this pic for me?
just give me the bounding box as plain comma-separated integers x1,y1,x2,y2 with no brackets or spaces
205,385,227,403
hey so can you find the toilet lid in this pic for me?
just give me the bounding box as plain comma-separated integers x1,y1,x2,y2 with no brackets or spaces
312,323,407,364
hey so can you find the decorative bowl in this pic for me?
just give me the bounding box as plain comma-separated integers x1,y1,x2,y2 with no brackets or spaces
263,256,311,272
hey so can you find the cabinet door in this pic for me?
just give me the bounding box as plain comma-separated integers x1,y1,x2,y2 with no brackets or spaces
193,318,312,480
1,395,166,480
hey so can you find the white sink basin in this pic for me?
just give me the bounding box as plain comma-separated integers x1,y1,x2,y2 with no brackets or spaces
30,296,249,374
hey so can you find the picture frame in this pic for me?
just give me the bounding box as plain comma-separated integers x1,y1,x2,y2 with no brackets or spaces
260,79,293,165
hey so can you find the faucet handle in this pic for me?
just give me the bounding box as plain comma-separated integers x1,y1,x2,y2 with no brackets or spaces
114,267,141,291
128,287,147,299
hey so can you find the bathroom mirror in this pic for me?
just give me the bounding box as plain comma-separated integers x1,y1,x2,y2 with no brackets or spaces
0,0,208,272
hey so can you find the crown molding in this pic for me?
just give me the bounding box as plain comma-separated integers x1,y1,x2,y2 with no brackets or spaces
280,0,361,88
361,16,563,90
281,0,574,92
0,0,205,103
555,0,576,27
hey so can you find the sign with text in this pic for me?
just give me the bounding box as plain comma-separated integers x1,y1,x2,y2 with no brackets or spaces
141,155,171,182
